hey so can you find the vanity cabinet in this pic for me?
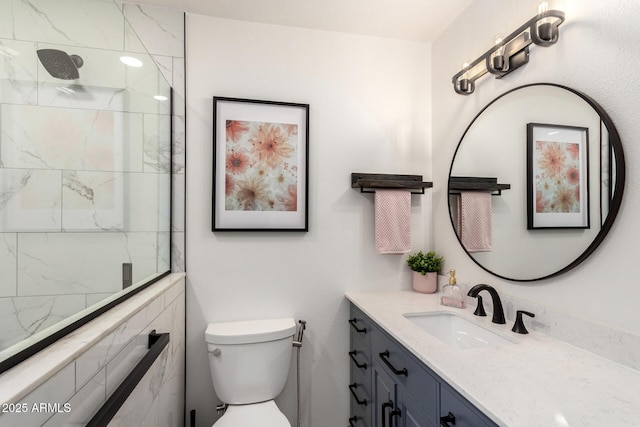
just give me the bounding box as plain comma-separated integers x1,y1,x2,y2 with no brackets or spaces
349,304,497,427
349,305,373,427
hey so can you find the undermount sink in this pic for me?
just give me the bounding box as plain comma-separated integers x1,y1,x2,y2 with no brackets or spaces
403,312,515,349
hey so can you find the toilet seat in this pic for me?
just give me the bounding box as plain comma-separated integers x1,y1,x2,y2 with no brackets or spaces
213,400,291,427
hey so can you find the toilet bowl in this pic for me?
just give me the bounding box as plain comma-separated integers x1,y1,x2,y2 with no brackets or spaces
205,318,296,427
213,401,290,427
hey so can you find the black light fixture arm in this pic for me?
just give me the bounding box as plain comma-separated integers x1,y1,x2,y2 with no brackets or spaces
452,9,565,95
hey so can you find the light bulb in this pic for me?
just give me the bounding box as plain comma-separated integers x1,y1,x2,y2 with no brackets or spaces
537,4,558,41
459,61,471,92
538,0,549,14
492,34,506,70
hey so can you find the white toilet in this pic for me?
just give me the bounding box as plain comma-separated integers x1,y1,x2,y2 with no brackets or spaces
205,318,296,427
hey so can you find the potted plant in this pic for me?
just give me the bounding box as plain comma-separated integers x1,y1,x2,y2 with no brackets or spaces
406,250,443,293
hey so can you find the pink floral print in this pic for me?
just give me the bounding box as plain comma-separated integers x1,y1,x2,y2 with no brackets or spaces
534,140,581,213
225,120,298,211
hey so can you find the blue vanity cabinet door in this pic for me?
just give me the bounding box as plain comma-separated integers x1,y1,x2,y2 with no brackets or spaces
396,387,434,427
372,354,434,427
440,383,498,427
373,362,397,426
371,324,439,423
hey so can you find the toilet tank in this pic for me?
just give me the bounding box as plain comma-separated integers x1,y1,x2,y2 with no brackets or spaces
205,318,296,404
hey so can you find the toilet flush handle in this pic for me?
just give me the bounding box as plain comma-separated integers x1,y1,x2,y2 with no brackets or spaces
212,348,221,356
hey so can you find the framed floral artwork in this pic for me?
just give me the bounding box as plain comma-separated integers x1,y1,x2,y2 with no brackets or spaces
527,123,589,229
212,97,309,231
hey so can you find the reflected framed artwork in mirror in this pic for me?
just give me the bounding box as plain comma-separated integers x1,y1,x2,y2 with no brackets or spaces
526,123,590,229
448,83,625,282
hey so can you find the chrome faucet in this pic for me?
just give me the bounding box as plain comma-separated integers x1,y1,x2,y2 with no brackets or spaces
467,284,506,324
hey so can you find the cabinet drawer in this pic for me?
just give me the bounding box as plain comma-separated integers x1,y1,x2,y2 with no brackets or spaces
372,326,438,419
349,375,372,427
440,383,497,427
350,332,371,377
349,305,372,347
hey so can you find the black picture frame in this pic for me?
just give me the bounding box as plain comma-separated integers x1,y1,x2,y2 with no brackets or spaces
212,97,309,231
526,122,590,229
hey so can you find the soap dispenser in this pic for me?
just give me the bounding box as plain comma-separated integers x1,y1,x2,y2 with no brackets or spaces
441,269,466,308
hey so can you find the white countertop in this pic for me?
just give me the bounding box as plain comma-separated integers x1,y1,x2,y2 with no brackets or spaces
346,290,640,427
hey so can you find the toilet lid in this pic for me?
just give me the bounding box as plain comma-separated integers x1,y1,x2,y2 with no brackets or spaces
213,401,291,427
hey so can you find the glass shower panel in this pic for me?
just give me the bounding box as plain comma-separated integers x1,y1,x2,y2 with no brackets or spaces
0,0,171,361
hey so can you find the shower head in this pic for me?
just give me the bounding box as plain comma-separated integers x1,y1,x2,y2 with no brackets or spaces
37,49,83,80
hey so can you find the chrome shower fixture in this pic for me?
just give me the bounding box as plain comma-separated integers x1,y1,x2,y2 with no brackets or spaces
37,48,84,80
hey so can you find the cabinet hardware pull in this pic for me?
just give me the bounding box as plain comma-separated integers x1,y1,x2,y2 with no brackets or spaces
389,408,401,427
381,400,393,427
379,350,408,376
348,415,358,426
440,412,456,426
348,383,367,406
349,318,367,333
349,350,367,369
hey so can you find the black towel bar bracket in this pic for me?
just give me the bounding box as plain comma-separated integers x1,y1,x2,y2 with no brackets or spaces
448,176,510,196
351,173,433,195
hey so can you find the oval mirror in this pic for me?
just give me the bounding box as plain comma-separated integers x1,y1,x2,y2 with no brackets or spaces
448,83,625,281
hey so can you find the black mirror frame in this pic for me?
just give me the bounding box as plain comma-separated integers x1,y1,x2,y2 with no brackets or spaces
448,83,626,282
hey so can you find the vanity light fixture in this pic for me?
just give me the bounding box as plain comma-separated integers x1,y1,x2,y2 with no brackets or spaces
452,2,565,95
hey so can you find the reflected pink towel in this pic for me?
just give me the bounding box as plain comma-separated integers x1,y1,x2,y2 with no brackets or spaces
375,190,411,255
457,192,492,252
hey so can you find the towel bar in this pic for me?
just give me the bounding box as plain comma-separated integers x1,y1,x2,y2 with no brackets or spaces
449,176,510,196
351,173,433,195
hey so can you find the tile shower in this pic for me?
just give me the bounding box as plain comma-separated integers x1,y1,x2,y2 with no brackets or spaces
0,0,185,366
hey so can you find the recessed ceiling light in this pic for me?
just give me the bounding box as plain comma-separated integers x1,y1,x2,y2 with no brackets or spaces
120,56,143,68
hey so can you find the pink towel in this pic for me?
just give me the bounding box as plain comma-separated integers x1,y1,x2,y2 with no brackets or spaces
375,190,411,255
457,192,492,252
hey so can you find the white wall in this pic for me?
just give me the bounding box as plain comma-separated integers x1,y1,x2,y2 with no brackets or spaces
185,15,431,426
432,0,640,333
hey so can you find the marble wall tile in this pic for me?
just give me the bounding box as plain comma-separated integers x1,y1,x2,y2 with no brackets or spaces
62,169,171,230
0,360,75,427
75,293,164,390
152,55,173,87
171,57,185,117
122,64,172,116
86,292,117,309
0,104,144,172
17,232,160,296
106,346,168,427
0,168,62,232
171,174,185,232
157,232,170,272
170,232,185,273
0,0,124,50
0,294,86,350
122,4,185,58
60,171,171,232
0,38,38,105
143,114,171,173
172,115,185,174
105,335,148,397
0,234,17,297
41,367,107,427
